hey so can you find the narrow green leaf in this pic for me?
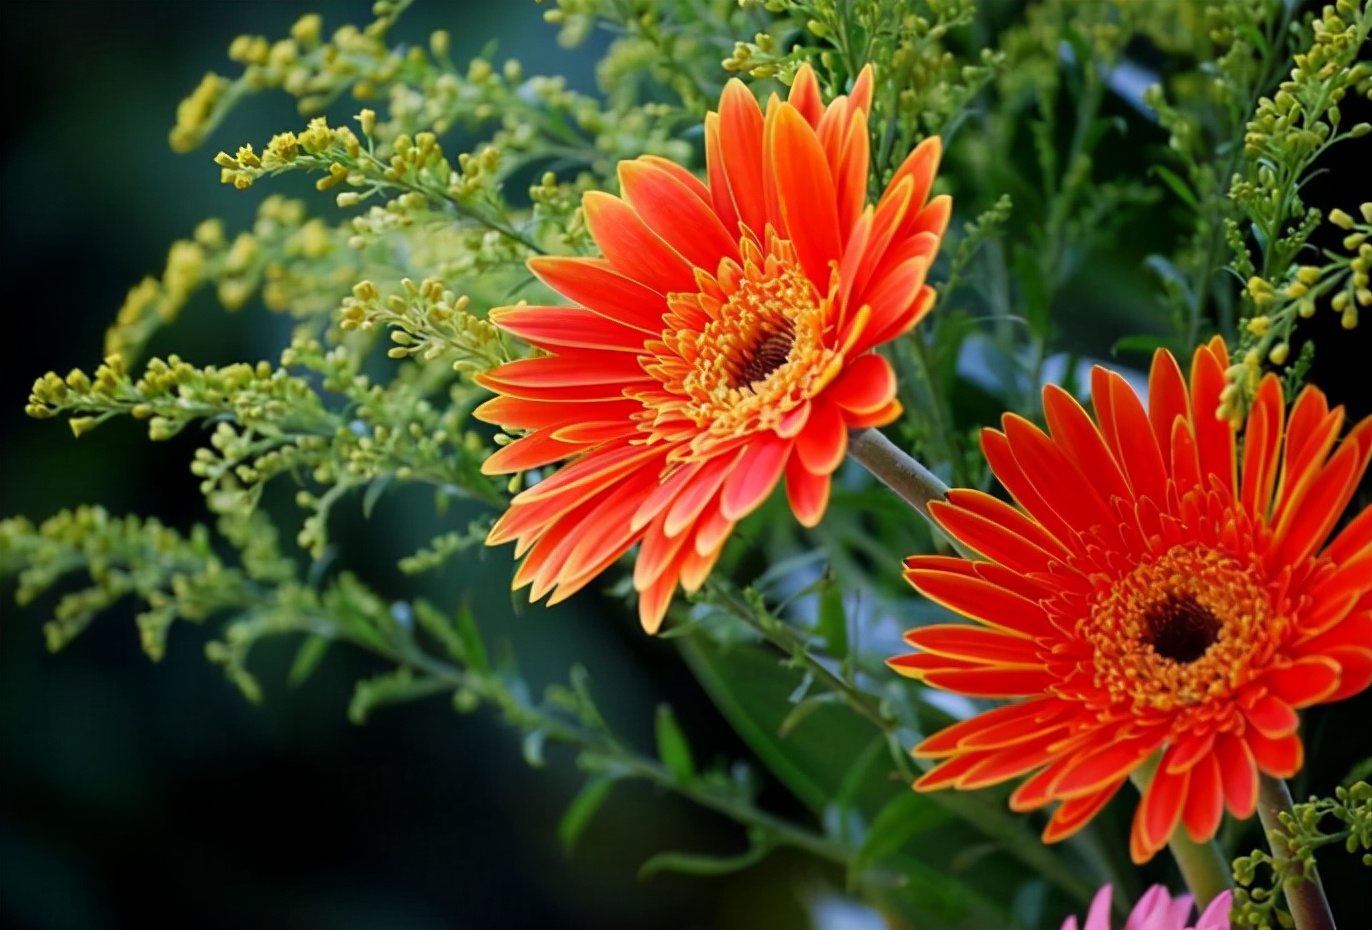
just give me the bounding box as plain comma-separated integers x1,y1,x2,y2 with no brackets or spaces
1011,249,1050,339
453,603,488,672
287,634,330,687
638,835,772,879
655,704,696,782
851,792,954,877
778,692,839,738
361,473,395,519
1150,165,1199,209
558,777,616,853
817,583,848,659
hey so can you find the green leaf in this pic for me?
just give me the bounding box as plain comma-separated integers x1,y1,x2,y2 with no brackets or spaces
778,692,839,737
1011,249,1050,339
817,583,848,659
638,833,772,879
453,603,488,672
851,792,954,878
287,634,330,686
655,704,696,782
348,669,449,724
361,473,395,519
1111,333,1185,357
1150,165,1199,209
558,777,616,853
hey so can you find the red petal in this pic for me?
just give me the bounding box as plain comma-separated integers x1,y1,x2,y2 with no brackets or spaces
528,256,667,333
903,624,1037,663
1043,384,1131,505
787,63,823,127
921,665,1055,697
490,305,646,352
1264,657,1341,708
1271,417,1372,567
828,353,896,414
912,698,1069,757
618,159,739,271
1188,341,1237,498
583,191,698,294
1244,693,1300,737
784,451,830,527
1148,348,1192,480
1181,752,1225,842
715,80,767,236
1247,731,1302,777
794,398,847,474
1132,758,1188,863
663,455,735,537
1003,413,1115,532
479,354,646,390
904,568,1055,638
719,438,790,521
1214,731,1258,818
1050,735,1163,798
766,104,841,287
1043,780,1124,844
1240,374,1284,518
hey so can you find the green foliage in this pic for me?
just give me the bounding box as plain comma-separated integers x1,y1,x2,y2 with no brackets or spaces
1232,781,1372,929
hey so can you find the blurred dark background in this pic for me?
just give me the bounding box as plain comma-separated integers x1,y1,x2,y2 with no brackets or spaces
0,4,811,929
1,3,1369,929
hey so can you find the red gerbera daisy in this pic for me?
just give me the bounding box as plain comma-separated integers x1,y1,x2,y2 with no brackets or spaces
475,65,949,632
891,338,1372,862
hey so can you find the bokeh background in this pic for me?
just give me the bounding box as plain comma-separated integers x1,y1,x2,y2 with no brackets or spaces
2,2,1369,929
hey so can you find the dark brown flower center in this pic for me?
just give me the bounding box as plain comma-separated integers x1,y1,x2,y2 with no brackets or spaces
734,326,795,388
1143,593,1222,664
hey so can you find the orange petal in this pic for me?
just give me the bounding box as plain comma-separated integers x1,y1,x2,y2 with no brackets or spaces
583,191,698,294
490,305,647,353
1043,384,1131,505
716,80,767,236
794,398,847,474
719,438,790,521
787,63,824,126
1148,348,1193,479
1050,735,1163,798
1043,780,1124,844
913,698,1073,757
905,567,1055,638
482,428,584,474
902,624,1037,663
1240,374,1285,518
1132,758,1188,863
766,104,841,287
1188,341,1237,498
1181,751,1225,843
1214,730,1258,819
784,449,830,527
920,665,1055,697
1247,730,1303,777
828,352,896,415
528,256,667,333
619,159,739,270
928,497,1058,575
1264,656,1341,708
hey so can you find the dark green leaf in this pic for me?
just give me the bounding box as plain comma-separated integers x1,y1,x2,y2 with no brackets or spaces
558,777,616,853
1012,249,1051,339
453,603,488,672
655,704,696,782
852,792,954,877
638,835,772,879
361,473,395,519
817,583,848,659
287,634,330,687
1150,165,1198,209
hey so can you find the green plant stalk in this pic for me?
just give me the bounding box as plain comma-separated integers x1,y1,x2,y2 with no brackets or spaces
1129,759,1232,909
1256,774,1337,930
847,427,977,559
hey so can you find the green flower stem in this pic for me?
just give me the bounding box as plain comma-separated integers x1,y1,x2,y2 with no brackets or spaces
1129,760,1232,909
847,427,977,559
1256,773,1338,930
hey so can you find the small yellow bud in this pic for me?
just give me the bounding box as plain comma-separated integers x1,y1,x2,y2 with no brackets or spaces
1297,265,1321,284
336,191,361,208
1360,203,1372,224
69,417,100,438
1350,123,1371,139
1333,291,1350,312
1284,282,1308,298
1245,315,1271,336
1298,298,1316,318
1329,208,1356,229
1342,307,1359,329
1268,343,1289,366
430,30,450,57
1358,287,1372,307
290,13,322,47
1344,233,1368,250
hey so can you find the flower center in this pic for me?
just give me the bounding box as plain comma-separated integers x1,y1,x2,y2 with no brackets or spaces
633,231,842,459
1069,544,1285,715
1142,593,1222,664
734,323,796,389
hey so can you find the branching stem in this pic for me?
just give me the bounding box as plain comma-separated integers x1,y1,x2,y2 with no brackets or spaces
1257,774,1337,930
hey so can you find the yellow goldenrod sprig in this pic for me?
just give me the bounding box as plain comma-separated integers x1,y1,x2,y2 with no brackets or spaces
338,277,510,378
1218,200,1372,424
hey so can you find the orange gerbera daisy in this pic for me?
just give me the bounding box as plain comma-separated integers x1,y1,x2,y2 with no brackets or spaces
891,338,1372,862
475,65,949,632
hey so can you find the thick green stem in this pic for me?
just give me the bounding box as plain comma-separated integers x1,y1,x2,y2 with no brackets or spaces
1256,774,1337,930
847,428,977,559
1129,760,1232,909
